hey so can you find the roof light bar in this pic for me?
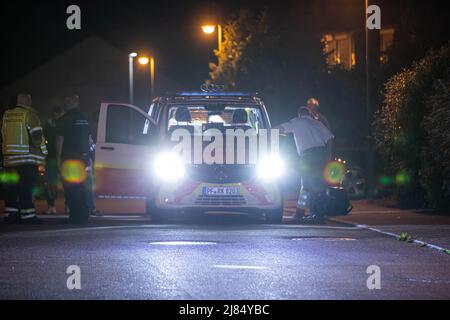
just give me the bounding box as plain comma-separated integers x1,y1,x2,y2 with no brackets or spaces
176,92,256,97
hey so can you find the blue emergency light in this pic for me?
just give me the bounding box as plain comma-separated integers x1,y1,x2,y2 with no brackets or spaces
176,92,257,97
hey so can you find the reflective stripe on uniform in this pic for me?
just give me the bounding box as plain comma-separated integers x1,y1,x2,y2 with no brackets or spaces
6,154,45,160
4,159,44,166
29,126,43,134
5,144,29,147
5,149,29,153
21,208,36,214
5,207,19,213
21,214,36,219
5,159,43,164
5,144,29,152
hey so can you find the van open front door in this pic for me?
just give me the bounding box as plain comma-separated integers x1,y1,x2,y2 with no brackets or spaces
94,102,157,199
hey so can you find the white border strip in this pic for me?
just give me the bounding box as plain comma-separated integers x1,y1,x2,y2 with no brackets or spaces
355,224,449,254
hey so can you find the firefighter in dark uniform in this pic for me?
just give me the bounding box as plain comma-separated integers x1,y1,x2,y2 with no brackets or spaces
56,95,91,224
1,94,47,224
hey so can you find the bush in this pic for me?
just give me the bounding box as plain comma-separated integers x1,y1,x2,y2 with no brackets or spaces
422,79,450,211
373,43,450,210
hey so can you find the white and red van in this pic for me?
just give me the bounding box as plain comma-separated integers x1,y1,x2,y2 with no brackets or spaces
94,90,284,222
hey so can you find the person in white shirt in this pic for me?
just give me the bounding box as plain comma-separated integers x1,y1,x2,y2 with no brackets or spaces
277,107,334,222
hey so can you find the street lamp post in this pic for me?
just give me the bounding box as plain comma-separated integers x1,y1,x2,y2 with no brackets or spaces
150,57,155,99
128,52,137,105
364,0,380,198
217,24,222,53
138,56,156,100
201,24,222,54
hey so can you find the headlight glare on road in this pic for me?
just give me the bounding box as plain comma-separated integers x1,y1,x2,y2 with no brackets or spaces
257,155,285,181
153,152,185,182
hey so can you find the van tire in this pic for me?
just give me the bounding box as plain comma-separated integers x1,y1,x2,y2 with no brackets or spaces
145,197,167,223
152,210,168,223
265,208,283,224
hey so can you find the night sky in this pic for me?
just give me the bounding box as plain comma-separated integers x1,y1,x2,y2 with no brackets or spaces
0,0,447,91
0,0,371,89
0,0,249,90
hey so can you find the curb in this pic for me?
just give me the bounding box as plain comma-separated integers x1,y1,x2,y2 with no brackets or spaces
328,218,450,255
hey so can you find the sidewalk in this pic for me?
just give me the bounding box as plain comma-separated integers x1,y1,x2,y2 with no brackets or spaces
330,200,450,251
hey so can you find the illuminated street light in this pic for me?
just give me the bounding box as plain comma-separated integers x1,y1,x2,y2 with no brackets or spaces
201,25,216,34
201,24,222,54
138,56,149,65
138,56,156,100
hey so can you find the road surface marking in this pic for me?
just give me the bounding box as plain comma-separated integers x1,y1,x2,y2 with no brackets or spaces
356,224,450,254
291,237,356,241
148,241,217,245
213,265,267,270
350,209,433,214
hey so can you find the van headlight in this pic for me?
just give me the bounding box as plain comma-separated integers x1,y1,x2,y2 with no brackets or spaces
153,152,185,182
257,155,285,181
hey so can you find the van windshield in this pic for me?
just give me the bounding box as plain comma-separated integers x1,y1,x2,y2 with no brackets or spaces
166,104,267,132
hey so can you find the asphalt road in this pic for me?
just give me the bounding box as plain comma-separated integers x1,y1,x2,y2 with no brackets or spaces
0,215,449,299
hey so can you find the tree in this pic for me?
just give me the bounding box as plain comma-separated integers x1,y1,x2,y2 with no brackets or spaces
373,43,450,209
422,78,450,211
208,9,280,92
207,6,367,167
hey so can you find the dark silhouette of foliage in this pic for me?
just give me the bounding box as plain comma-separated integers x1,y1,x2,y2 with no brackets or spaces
422,77,450,211
373,44,450,210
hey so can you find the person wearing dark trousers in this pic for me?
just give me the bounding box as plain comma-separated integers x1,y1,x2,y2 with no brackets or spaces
4,165,39,220
1,94,47,224
43,106,64,214
56,95,91,224
277,107,334,222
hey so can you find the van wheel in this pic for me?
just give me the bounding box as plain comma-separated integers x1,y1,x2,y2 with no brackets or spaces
152,210,168,223
145,198,167,223
265,208,283,224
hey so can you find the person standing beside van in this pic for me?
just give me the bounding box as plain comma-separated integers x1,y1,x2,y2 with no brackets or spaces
277,107,334,222
56,95,91,224
43,106,64,214
1,93,47,224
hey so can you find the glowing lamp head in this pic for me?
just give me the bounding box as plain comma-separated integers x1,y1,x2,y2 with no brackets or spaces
201,25,216,34
138,57,150,65
129,52,138,58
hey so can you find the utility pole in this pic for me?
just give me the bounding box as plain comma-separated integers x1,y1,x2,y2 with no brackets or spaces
365,0,380,198
129,52,137,104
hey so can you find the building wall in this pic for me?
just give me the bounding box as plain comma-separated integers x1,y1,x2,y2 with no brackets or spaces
322,28,395,69
0,36,178,124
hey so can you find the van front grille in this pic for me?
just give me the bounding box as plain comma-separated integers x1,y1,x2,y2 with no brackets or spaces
195,195,247,206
